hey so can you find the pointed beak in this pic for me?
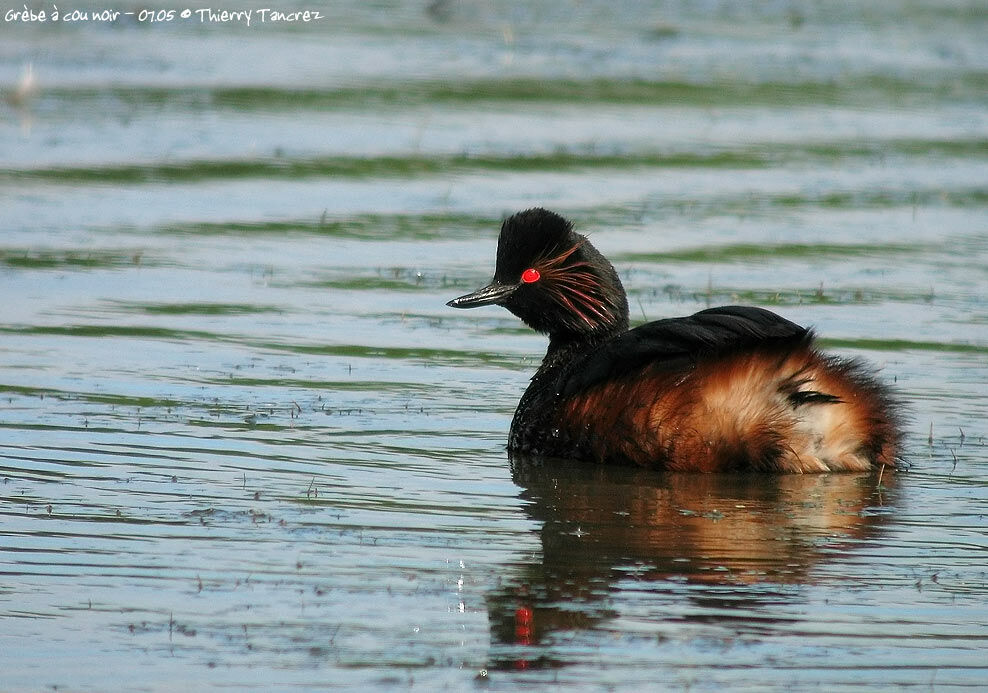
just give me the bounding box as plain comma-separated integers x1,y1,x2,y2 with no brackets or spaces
446,281,516,309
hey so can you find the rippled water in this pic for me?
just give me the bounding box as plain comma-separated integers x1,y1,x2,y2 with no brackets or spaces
2,1,986,690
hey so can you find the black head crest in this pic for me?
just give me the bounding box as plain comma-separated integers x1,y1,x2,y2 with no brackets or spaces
495,209,629,337
448,208,629,338
494,208,575,281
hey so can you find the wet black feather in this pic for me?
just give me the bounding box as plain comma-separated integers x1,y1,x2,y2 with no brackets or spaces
787,390,843,406
558,306,809,398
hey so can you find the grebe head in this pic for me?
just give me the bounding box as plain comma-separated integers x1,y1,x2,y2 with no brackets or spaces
447,208,629,339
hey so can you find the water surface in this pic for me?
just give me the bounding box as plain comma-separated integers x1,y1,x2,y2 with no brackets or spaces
1,1,986,690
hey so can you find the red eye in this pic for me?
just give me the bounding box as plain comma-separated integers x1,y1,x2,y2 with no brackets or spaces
521,268,540,283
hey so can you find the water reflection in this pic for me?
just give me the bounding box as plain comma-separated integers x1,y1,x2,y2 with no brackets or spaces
488,456,897,669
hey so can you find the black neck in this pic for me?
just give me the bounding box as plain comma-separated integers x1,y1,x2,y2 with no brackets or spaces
544,321,626,366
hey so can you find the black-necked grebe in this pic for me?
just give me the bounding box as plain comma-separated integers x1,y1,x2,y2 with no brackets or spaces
448,208,901,472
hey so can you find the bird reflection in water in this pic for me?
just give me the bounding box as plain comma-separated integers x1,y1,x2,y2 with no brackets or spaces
486,454,898,670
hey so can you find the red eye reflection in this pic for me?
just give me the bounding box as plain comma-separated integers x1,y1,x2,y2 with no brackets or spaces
521,268,540,283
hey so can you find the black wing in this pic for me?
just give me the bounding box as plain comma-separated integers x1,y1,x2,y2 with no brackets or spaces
558,306,810,398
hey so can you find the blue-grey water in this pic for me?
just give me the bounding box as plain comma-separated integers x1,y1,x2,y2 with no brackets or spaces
1,1,986,690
